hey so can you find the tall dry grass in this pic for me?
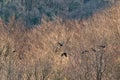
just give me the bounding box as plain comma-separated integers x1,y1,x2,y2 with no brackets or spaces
0,3,120,80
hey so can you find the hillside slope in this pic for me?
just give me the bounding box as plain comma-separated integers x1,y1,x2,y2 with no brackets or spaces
0,0,119,26
0,2,120,80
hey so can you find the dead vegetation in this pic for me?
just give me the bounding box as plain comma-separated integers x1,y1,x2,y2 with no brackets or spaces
0,3,120,80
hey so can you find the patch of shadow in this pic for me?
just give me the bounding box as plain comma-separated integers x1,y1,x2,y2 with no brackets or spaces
84,0,91,4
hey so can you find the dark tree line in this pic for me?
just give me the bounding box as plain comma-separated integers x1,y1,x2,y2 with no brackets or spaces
0,0,116,27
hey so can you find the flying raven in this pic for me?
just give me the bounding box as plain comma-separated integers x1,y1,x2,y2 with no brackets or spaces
61,52,67,57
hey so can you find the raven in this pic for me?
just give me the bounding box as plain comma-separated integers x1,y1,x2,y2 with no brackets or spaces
61,53,67,57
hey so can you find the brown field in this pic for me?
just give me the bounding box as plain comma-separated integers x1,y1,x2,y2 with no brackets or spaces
0,2,120,80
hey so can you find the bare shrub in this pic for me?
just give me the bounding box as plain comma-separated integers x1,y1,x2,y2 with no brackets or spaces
0,3,120,80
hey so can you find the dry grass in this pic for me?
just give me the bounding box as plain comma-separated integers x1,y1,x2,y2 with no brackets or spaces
0,3,120,80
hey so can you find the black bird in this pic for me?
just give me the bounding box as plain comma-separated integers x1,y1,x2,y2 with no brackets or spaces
99,45,106,48
13,50,16,52
91,48,96,52
61,52,67,57
58,42,64,46
81,50,89,54
19,53,24,60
